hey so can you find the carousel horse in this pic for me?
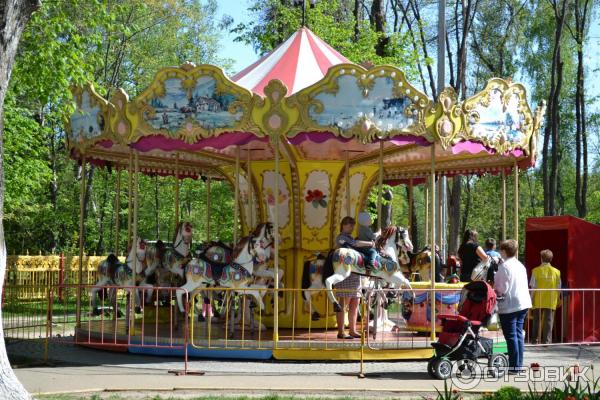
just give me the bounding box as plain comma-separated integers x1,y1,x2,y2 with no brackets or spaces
175,233,268,314
245,223,284,288
91,241,144,316
409,248,433,281
162,221,194,279
323,225,414,313
301,254,327,320
138,222,193,304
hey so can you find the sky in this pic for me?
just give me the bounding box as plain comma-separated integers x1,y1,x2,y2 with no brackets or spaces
215,0,258,73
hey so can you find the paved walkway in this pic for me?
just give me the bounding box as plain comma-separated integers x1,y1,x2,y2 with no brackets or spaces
7,339,600,398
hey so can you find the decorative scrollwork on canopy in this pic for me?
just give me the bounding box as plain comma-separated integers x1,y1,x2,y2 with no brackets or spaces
288,65,432,143
433,87,463,149
460,78,534,154
130,63,259,144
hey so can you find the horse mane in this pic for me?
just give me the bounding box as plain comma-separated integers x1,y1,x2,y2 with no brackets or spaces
252,222,272,238
172,221,184,244
232,236,252,260
376,226,397,251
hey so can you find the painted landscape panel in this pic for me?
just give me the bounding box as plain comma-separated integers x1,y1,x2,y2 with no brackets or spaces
145,77,242,133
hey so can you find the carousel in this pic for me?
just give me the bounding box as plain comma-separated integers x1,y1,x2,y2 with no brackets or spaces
67,27,545,360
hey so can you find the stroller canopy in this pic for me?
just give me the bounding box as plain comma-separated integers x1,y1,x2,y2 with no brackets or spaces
459,280,497,324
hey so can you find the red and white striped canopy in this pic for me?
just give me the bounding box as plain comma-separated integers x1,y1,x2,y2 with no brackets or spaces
232,27,351,96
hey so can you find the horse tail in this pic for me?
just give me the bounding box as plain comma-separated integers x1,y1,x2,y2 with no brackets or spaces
321,250,336,285
301,260,312,290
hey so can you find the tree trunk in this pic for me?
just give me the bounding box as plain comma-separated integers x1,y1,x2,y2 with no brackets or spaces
573,0,590,218
461,177,472,235
370,0,387,56
353,0,360,41
95,171,110,254
409,0,436,96
0,1,42,398
448,177,461,254
545,0,568,216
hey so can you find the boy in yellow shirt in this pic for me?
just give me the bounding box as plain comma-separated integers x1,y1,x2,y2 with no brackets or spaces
529,249,562,344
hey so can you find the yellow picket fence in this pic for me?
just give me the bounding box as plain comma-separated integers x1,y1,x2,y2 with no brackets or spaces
5,255,110,300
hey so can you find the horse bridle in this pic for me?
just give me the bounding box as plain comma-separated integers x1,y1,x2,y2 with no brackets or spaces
172,225,192,258
231,235,263,267
258,224,275,249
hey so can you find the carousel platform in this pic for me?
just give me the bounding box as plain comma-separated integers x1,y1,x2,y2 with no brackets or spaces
75,317,507,361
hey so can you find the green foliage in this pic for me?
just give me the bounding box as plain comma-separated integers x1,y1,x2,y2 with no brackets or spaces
481,386,523,400
3,0,231,254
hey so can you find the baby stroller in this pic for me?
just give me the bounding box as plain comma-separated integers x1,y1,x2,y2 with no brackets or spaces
427,280,508,380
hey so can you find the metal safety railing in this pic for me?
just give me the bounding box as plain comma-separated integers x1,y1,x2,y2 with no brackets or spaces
4,283,600,376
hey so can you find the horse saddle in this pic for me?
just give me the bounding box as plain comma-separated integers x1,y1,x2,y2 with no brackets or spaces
205,262,251,284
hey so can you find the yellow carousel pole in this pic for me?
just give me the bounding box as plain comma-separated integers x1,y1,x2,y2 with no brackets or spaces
174,153,180,227
514,161,519,241
234,147,240,245
425,183,429,245
377,141,384,231
76,154,87,328
430,144,436,341
247,148,254,228
502,170,507,241
127,149,133,249
131,151,139,335
345,150,351,217
206,177,211,240
273,134,280,344
438,174,443,251
114,167,121,255
408,179,414,237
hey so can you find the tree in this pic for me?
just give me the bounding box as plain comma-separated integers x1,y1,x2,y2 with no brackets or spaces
0,1,42,398
567,0,591,218
542,0,569,216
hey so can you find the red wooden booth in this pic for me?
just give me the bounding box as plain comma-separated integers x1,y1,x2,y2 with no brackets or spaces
525,216,600,343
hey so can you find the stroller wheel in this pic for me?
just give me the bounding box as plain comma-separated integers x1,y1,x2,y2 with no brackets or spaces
488,353,508,377
427,357,437,378
432,358,453,380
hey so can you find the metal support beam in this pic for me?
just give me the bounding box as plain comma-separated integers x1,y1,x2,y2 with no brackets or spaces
377,141,384,231
234,147,240,245
430,145,437,341
502,170,507,241
114,167,121,254
76,155,87,328
273,135,280,345
514,162,519,241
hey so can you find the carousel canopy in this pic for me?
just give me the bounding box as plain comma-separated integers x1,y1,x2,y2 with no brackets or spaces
66,28,546,181
232,27,351,96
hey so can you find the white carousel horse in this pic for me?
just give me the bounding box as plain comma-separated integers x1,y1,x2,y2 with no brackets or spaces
301,254,327,320
247,223,284,288
90,241,145,315
323,226,414,312
163,221,193,279
175,234,268,314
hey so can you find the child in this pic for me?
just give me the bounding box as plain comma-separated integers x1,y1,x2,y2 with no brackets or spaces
357,212,379,242
337,215,378,269
485,238,501,259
